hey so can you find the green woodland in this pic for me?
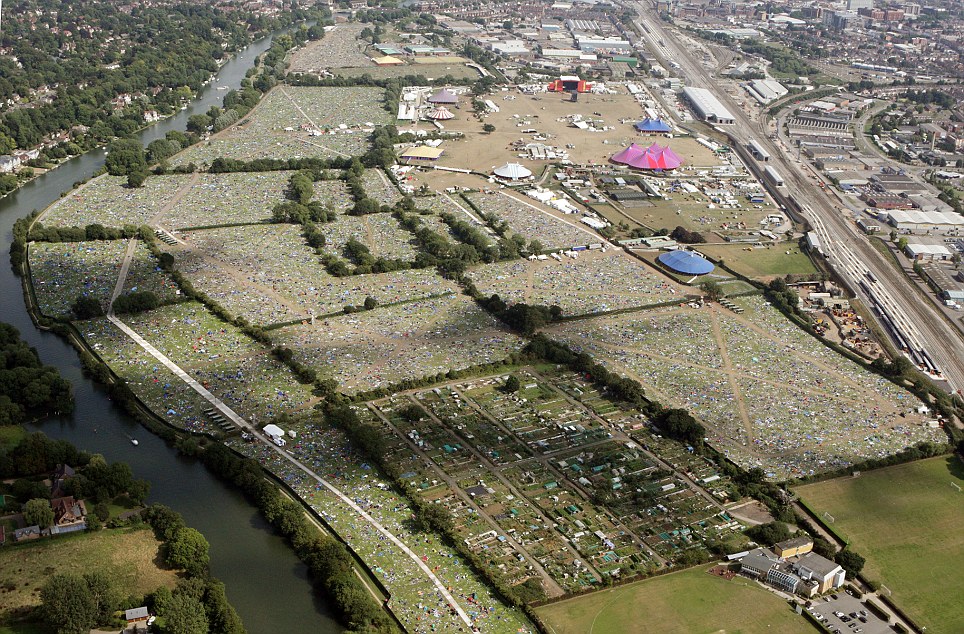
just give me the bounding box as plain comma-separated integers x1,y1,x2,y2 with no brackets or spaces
0,0,325,163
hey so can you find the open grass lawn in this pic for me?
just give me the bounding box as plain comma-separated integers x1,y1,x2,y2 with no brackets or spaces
0,527,177,622
0,428,25,453
795,456,964,633
537,566,816,634
699,243,817,279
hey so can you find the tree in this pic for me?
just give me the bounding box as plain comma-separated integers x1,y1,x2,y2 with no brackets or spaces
699,280,723,301
203,580,245,634
71,296,104,320
670,225,706,244
24,498,54,529
127,171,147,188
82,571,118,623
104,139,146,176
835,549,866,575
482,123,496,134
166,527,210,576
128,479,151,505
40,574,97,634
363,296,378,311
504,374,521,392
744,521,793,546
162,592,209,634
187,114,212,135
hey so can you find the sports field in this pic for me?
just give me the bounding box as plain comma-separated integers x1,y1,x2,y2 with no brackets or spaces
536,565,815,634
699,243,817,279
795,456,964,633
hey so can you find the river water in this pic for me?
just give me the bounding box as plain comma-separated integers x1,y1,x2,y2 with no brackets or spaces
1,30,342,634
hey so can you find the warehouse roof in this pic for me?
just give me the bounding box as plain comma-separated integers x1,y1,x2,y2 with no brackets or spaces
886,210,964,226
682,86,735,123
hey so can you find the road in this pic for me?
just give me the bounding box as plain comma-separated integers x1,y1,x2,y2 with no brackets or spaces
628,0,964,393
105,264,480,631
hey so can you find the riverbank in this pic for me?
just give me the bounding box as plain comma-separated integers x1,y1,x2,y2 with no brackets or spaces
0,24,343,634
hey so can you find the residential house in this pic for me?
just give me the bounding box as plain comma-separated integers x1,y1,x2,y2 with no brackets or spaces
51,496,86,527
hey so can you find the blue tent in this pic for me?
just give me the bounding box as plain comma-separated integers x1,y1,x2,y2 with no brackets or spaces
658,250,715,275
634,118,672,133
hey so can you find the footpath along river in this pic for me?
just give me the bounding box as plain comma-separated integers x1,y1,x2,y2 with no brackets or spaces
1,28,342,634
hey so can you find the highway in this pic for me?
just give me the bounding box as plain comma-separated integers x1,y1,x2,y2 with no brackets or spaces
628,0,964,393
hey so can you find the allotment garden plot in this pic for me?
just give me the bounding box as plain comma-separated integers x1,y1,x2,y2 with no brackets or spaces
467,250,682,316
360,369,745,595
463,191,600,250
546,296,943,479
273,294,523,394
172,86,390,165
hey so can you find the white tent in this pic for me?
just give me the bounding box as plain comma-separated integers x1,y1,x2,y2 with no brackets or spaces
493,162,532,180
263,424,286,446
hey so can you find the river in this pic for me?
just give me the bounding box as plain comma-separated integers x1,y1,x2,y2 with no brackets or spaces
2,28,342,634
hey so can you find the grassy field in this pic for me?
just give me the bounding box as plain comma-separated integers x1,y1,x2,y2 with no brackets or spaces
795,456,964,633
699,243,817,279
0,527,177,622
0,428,26,452
537,565,816,634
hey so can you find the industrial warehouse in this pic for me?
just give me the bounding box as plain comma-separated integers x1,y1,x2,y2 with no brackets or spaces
682,86,736,124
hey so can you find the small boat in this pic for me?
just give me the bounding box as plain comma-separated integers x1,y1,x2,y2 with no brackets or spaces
131,438,139,446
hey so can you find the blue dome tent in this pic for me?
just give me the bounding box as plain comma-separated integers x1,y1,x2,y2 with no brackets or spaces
658,250,715,275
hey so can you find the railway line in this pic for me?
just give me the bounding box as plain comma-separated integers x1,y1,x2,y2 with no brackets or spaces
626,0,964,392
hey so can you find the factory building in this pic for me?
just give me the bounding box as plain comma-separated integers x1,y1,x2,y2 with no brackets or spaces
682,87,735,124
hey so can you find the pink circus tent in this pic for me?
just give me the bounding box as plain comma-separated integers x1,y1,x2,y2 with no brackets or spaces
610,143,646,165
612,142,683,170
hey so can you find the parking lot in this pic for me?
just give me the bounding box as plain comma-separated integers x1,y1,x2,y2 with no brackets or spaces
809,594,891,634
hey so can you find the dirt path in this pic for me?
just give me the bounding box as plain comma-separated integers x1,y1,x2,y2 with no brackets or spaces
278,86,353,158
103,311,478,631
710,308,755,446
162,241,310,322
150,172,201,226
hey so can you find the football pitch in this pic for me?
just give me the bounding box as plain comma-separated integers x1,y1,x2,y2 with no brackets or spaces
536,565,815,634
796,456,964,633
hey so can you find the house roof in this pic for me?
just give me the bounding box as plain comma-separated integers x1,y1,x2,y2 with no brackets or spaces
793,552,843,578
53,464,75,479
775,536,813,551
125,607,150,620
51,497,75,513
741,548,778,572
